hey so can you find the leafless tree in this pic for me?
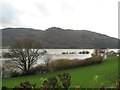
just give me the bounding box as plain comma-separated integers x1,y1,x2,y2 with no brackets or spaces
92,48,108,59
9,38,42,73
42,50,52,72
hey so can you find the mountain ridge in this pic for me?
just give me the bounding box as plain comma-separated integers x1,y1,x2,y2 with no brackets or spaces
1,27,119,49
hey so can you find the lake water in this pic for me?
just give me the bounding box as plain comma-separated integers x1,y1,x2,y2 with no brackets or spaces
0,49,118,64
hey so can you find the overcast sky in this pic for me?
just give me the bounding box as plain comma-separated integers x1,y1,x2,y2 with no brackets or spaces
0,0,119,38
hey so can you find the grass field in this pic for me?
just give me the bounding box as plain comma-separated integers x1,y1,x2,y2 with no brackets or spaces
2,56,118,88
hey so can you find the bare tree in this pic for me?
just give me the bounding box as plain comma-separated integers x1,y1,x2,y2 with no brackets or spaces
99,48,108,59
42,50,52,72
92,48,108,59
92,49,100,56
9,38,42,73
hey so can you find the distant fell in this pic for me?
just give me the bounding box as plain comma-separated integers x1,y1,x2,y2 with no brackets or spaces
1,27,119,49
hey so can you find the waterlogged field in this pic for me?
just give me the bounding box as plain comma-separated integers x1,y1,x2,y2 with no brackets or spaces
2,56,118,88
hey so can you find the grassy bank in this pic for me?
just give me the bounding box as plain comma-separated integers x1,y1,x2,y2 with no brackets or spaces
2,56,118,88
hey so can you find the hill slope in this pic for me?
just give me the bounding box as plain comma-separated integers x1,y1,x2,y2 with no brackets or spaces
2,27,119,48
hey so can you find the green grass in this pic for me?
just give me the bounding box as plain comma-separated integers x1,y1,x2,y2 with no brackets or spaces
2,56,118,88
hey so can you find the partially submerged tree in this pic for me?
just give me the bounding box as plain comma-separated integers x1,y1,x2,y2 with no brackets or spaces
92,48,108,59
42,50,52,72
9,38,42,74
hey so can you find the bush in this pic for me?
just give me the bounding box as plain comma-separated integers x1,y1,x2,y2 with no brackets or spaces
79,51,82,54
49,59,72,71
41,72,71,90
116,79,120,89
69,52,75,54
30,65,47,74
49,55,103,71
82,51,86,54
62,52,66,54
79,51,90,54
86,51,90,54
9,55,103,77
11,71,20,77
20,71,35,76
20,65,48,76
2,86,8,90
57,72,71,89
13,81,36,90
41,76,61,89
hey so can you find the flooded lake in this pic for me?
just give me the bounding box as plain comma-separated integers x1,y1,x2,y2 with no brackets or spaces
0,49,118,64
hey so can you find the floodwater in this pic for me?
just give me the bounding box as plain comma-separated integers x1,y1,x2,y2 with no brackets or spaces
0,49,118,64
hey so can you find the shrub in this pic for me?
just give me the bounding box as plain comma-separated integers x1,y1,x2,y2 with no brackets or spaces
9,56,103,77
11,71,20,77
20,71,35,76
62,52,68,54
20,65,48,76
86,51,90,54
49,59,72,71
48,77,59,88
62,52,66,54
41,77,61,89
41,72,71,90
49,55,103,71
99,83,106,90
57,72,71,90
82,51,86,54
2,86,8,90
14,81,36,90
69,52,75,54
116,79,120,89
79,51,82,54
10,64,50,77
30,65,47,74
79,51,89,54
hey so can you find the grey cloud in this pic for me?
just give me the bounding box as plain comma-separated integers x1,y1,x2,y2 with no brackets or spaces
0,2,21,26
35,2,50,16
61,1,75,12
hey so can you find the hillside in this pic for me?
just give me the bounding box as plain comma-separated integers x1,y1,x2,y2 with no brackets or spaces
1,27,119,49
